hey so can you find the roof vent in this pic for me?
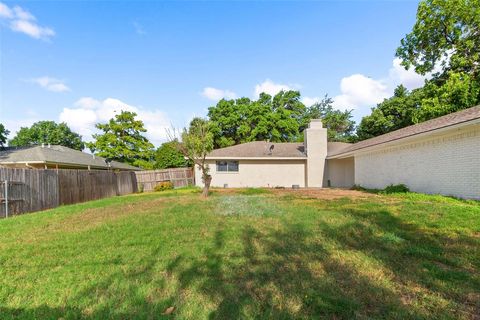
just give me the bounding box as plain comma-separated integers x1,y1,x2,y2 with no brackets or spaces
41,143,45,148
48,143,51,148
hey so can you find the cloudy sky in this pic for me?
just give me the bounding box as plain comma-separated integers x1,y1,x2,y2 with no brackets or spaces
0,0,425,146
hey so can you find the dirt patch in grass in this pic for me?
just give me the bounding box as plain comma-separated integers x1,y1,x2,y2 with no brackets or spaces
271,188,378,200
212,187,377,200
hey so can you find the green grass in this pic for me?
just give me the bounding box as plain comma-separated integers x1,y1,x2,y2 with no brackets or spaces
0,189,479,319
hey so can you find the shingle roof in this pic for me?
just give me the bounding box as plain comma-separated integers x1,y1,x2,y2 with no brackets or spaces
0,145,140,170
207,141,306,158
328,105,480,158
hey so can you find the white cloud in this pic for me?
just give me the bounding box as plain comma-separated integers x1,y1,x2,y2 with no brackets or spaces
0,2,55,40
387,58,426,90
0,2,13,18
254,79,295,97
333,74,389,111
331,58,430,118
59,97,171,146
302,96,322,107
201,87,237,101
30,77,71,92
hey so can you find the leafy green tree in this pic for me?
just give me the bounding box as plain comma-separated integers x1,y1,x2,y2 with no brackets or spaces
9,121,84,150
176,118,214,197
208,90,308,148
396,0,480,77
0,123,9,148
357,86,423,140
306,96,356,142
155,140,191,169
414,71,480,122
87,111,155,169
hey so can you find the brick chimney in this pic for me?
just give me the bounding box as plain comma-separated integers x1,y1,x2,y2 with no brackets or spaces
304,119,327,187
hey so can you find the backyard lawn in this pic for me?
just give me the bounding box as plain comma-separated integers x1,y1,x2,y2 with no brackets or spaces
0,188,479,319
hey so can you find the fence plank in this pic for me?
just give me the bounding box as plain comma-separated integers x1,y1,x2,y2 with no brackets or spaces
135,167,194,191
0,167,139,218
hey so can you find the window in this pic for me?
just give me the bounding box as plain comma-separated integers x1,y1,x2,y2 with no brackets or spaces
216,161,239,172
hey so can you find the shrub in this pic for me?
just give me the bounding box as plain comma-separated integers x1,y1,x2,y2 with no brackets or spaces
154,181,174,192
383,184,410,194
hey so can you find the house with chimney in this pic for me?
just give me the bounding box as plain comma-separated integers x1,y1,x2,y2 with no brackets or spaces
195,105,480,200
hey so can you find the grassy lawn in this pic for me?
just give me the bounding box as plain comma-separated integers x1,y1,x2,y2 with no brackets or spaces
0,188,479,319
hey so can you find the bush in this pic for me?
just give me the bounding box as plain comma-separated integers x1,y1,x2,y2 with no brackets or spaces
154,181,174,192
383,184,410,194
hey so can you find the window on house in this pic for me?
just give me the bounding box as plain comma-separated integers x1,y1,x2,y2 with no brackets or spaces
216,161,239,172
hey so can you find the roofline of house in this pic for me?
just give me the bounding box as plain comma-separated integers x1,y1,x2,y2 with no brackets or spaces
0,160,111,169
205,156,307,160
328,117,480,159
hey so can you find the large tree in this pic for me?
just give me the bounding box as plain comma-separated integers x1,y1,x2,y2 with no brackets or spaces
9,121,84,150
208,90,309,148
396,0,480,77
87,111,155,169
357,85,423,140
306,96,356,142
357,0,480,141
0,124,9,148
154,140,191,169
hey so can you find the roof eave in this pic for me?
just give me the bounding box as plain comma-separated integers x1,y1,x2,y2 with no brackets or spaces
327,118,480,159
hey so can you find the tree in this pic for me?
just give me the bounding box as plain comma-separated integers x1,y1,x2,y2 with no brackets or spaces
175,118,214,197
0,123,9,148
208,90,308,148
87,111,155,169
396,0,480,77
357,85,423,140
9,121,84,150
154,140,191,169
413,71,480,122
306,96,356,142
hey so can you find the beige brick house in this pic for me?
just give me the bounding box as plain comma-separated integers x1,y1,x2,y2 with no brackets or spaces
196,105,480,200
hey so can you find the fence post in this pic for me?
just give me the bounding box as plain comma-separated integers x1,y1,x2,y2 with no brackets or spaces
4,180,8,218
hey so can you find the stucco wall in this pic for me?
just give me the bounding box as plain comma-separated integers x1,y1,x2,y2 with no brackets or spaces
195,159,306,188
354,124,480,199
324,157,355,188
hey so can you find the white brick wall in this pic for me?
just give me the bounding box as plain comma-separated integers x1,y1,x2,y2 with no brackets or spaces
355,124,480,199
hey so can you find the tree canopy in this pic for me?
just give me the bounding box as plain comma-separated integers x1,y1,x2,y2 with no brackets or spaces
396,0,480,77
154,140,191,169
207,91,354,147
306,96,356,142
87,111,155,169
8,121,85,150
358,0,480,140
0,123,9,148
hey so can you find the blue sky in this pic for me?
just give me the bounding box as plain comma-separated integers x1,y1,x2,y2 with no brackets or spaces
0,0,424,146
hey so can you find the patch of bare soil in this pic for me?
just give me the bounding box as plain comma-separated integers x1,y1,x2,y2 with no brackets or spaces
211,187,378,200
272,188,378,200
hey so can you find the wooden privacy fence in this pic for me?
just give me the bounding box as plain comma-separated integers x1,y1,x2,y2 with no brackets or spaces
135,168,194,191
0,168,138,218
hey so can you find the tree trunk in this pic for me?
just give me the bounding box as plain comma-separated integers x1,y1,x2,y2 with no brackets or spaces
202,174,212,198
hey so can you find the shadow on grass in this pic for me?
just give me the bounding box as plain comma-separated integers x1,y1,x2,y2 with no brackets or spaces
166,209,479,319
1,206,478,319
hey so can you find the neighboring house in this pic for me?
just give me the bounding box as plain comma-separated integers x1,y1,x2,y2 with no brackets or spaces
0,144,140,171
196,105,480,200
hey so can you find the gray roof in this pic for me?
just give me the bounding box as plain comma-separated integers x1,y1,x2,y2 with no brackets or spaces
0,145,140,171
207,141,352,158
208,141,306,158
328,105,480,158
